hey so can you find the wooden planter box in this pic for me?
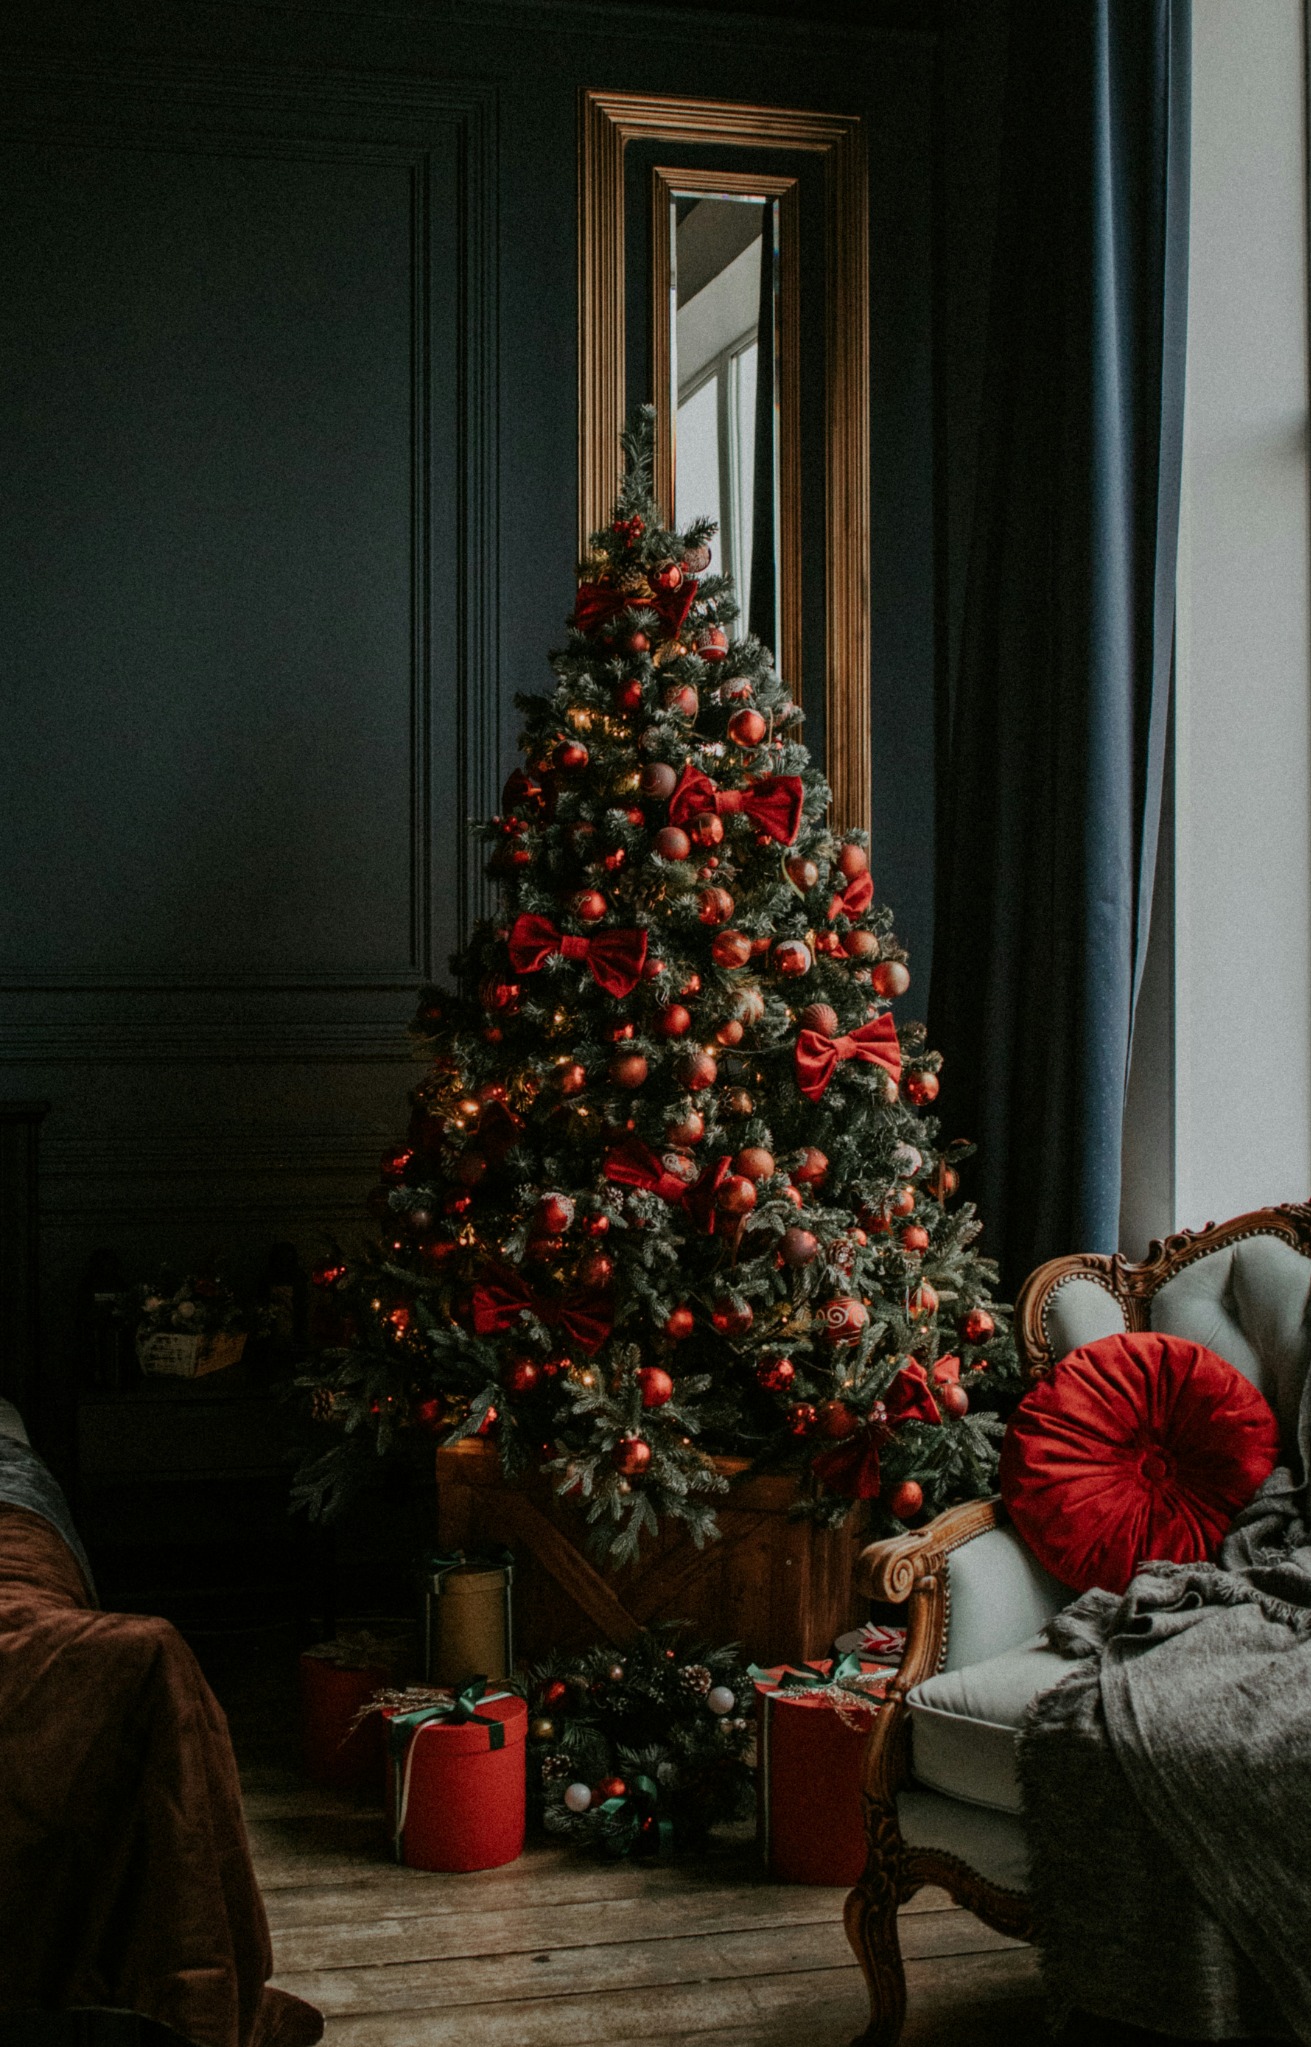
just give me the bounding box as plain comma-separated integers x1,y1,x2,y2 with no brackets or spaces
436,1438,867,1668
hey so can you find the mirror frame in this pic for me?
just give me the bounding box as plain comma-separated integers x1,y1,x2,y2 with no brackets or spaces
650,167,801,693
579,90,870,833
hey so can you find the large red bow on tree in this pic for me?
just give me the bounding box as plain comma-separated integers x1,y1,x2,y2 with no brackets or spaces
603,1138,733,1232
508,914,648,998
884,1358,944,1427
571,578,698,642
794,1011,901,1103
470,1265,613,1354
812,1423,886,1500
827,870,874,920
667,763,803,847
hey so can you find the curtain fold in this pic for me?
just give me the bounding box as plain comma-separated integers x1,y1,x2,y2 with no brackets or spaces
928,0,1191,1291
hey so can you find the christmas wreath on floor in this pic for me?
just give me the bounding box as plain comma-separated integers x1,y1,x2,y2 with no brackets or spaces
524,1627,755,1857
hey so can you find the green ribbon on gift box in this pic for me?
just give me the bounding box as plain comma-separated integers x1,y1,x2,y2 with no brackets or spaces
387,1676,508,1861
597,1772,675,1861
746,1651,868,1692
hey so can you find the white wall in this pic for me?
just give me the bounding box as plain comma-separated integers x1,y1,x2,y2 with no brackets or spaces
1171,0,1311,1231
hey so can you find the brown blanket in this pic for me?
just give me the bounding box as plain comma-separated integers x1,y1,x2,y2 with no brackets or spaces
0,1504,322,2047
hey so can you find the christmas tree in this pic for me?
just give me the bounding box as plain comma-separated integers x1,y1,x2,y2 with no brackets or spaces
296,415,1019,1562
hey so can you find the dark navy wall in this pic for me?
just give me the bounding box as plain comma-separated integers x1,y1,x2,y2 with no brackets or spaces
0,0,936,1435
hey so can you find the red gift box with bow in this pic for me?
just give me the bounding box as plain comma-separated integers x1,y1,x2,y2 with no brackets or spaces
383,1684,528,1872
753,1656,893,1885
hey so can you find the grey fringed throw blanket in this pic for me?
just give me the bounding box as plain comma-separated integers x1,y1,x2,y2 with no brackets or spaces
1018,1376,1311,2042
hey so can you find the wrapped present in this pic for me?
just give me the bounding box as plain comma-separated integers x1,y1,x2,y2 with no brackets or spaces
752,1655,892,1885
384,1680,528,1872
299,1631,406,1793
836,1622,906,1664
418,1549,514,1685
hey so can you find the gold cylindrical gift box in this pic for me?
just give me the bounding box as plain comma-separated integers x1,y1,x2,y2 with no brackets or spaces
421,1556,513,1684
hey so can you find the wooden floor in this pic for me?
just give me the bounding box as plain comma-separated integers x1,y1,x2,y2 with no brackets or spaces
245,1770,1046,2047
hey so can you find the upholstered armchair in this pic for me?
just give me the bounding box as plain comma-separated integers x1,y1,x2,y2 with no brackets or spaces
842,1202,1311,2047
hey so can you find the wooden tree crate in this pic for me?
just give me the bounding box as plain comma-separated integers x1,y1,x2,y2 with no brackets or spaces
436,1438,868,1668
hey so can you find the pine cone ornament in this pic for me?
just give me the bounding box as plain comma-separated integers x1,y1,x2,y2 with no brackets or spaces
678,1663,713,1700
540,1752,574,1782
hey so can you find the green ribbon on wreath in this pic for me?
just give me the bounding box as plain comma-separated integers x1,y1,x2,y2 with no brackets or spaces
597,1772,675,1861
387,1677,508,1861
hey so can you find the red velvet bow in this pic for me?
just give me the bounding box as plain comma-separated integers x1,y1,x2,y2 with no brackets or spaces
571,578,698,641
507,914,648,998
667,763,803,847
794,1011,902,1103
827,871,874,920
603,1139,733,1232
471,1265,612,1355
883,1358,942,1427
812,1424,885,1500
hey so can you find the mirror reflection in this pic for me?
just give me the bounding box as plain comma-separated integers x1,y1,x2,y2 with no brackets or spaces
670,192,779,643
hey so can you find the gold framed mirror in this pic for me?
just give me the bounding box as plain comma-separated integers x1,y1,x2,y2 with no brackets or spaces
579,90,870,834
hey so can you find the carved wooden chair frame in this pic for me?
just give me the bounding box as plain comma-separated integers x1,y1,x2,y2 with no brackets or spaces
842,1201,1311,2047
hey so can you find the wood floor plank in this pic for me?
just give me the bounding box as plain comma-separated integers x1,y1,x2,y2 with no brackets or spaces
271,1908,1020,2016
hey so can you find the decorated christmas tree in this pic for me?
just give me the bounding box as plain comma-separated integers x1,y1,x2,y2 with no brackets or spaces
296,415,1019,1562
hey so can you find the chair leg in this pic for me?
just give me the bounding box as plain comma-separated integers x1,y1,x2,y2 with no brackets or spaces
844,1800,909,2047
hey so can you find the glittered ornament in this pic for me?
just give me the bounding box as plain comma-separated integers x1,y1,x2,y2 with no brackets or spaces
610,1053,648,1089
682,1050,717,1091
799,1002,839,1036
714,1018,744,1047
664,683,699,719
698,886,735,925
793,1147,828,1185
781,1226,819,1267
535,1193,575,1235
640,761,677,800
556,739,589,772
735,1146,775,1180
711,928,753,968
655,825,692,861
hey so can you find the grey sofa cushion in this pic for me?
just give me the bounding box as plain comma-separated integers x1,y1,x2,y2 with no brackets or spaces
907,1633,1071,1814
1152,1234,1311,1452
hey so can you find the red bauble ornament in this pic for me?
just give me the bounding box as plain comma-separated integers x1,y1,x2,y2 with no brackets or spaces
837,842,869,880
711,1299,754,1338
381,1145,414,1182
682,540,712,573
612,1435,652,1476
690,811,725,851
603,847,627,873
773,939,811,977
817,1398,860,1438
694,625,726,663
536,1193,576,1235
717,1174,757,1217
665,1305,695,1340
412,1395,445,1432
666,1111,704,1147
906,1070,940,1105
480,975,521,1012
610,1053,649,1089
681,1050,717,1092
664,683,699,719
502,768,543,812
887,1479,923,1520
715,1019,744,1047
843,929,881,960
503,1357,540,1395
475,1404,499,1436
582,1212,610,1237
557,1062,587,1096
654,1004,693,1038
871,959,911,999
577,1250,614,1289
758,1357,796,1394
456,1152,488,1186
653,561,684,592
818,1297,869,1346
573,890,607,923
799,1002,840,1036
962,1307,995,1344
735,1146,775,1181
900,1224,931,1255
781,1226,820,1268
726,1089,756,1117
614,678,644,712
543,1678,569,1709
909,1282,940,1319
654,825,691,861
637,1365,674,1408
698,886,735,925
890,1185,917,1218
640,762,678,800
596,1775,628,1800
555,739,589,771
312,1259,348,1289
711,929,753,969
793,1147,829,1185
444,1190,472,1215
939,1382,970,1418
625,629,650,655
928,1161,960,1201
786,856,819,891
787,1402,819,1436
525,1233,563,1264
727,706,766,746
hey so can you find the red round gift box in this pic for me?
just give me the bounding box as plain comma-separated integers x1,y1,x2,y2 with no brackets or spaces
299,1653,390,1794
755,1661,887,1886
385,1692,527,1872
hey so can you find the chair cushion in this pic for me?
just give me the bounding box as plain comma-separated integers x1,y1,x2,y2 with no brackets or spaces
999,1331,1281,1594
907,1634,1070,1813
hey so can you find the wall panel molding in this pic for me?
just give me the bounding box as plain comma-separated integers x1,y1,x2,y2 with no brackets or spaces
0,1023,417,1064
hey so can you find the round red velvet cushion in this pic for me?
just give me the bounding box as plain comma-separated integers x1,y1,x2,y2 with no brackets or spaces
999,1331,1281,1595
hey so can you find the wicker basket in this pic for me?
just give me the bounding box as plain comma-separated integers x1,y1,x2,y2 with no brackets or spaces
136,1329,247,1378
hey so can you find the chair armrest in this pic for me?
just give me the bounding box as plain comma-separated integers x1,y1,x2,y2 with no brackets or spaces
853,1497,1001,1806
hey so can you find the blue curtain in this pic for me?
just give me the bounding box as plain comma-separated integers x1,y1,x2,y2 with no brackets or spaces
929,0,1191,1291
